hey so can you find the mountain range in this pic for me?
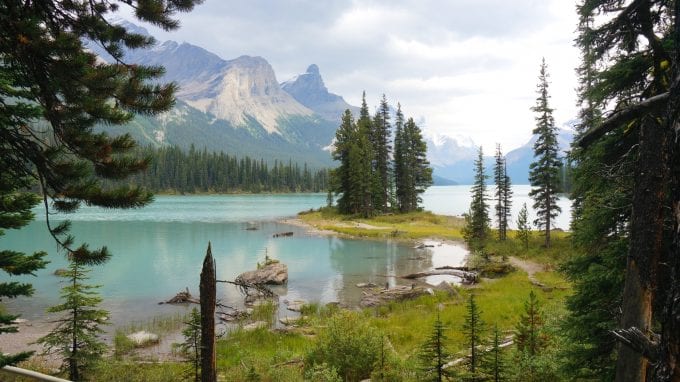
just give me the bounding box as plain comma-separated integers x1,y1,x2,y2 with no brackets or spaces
87,19,575,184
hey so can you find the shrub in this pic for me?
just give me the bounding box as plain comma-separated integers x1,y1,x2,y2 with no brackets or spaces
305,311,381,382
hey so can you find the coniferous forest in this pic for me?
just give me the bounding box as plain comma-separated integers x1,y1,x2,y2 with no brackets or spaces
121,145,329,194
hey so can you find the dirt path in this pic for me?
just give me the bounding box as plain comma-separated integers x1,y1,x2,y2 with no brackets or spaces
508,256,545,283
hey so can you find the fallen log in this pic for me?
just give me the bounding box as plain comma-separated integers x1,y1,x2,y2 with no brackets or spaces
401,269,478,284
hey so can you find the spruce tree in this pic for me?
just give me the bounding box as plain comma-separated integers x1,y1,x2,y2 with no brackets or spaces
528,58,562,248
332,110,357,214
393,104,406,212
418,313,453,382
401,117,432,212
371,94,392,212
485,324,505,382
37,260,108,381
515,291,546,357
180,308,202,382
0,166,49,367
462,294,485,382
464,147,489,249
515,203,531,250
493,145,512,241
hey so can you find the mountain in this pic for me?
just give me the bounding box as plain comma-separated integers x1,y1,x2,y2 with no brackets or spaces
427,126,575,185
281,64,359,123
84,19,336,167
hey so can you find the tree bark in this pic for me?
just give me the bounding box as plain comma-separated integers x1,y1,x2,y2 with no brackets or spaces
615,116,668,382
200,243,217,382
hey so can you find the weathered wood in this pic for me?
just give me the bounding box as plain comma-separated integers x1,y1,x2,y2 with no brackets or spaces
160,287,199,304
200,243,217,382
272,231,294,238
612,327,659,362
401,269,478,283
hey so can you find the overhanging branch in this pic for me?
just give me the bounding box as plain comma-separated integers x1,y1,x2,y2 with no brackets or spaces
612,327,660,362
578,92,669,148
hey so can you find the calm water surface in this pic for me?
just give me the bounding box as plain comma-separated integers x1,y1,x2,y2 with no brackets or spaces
2,186,571,325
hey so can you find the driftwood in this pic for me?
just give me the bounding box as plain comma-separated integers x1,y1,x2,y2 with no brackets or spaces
160,287,199,304
273,231,294,238
401,269,478,284
435,266,471,271
360,285,431,307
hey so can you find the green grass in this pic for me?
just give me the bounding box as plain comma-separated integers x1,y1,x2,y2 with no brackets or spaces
483,231,574,267
298,208,465,241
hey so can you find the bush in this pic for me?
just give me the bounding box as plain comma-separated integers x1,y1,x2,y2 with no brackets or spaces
305,311,382,382
304,363,342,382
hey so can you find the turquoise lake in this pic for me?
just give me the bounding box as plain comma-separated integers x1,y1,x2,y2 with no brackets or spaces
1,186,571,325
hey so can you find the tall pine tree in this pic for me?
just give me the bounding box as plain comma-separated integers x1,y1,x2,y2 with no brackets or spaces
418,313,454,382
528,59,562,248
493,144,512,241
393,104,406,212
462,294,485,382
371,94,392,212
463,146,489,248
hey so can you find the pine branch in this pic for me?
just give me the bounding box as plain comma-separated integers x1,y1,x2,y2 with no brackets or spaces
577,92,669,148
611,327,660,362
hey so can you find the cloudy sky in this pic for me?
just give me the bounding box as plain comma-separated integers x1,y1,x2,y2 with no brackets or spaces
121,0,580,152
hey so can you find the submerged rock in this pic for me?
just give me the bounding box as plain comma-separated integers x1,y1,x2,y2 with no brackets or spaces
236,263,288,285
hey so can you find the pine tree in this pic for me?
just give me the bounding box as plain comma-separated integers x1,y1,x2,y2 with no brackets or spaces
0,166,49,367
528,59,562,248
371,94,392,212
515,291,546,357
464,147,489,249
180,308,202,382
418,313,453,382
462,294,485,382
332,110,357,214
493,145,512,241
485,324,505,382
515,203,531,250
393,104,406,212
37,260,108,381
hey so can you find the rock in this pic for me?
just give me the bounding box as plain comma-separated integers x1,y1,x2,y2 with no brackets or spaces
434,281,459,297
242,321,269,331
236,263,288,285
161,287,199,304
286,300,306,312
53,268,69,276
356,282,377,288
11,318,28,325
127,331,159,347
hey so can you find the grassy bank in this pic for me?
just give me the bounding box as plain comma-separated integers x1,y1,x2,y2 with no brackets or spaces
298,208,466,241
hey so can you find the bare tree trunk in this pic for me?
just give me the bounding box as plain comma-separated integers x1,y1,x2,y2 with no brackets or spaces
200,243,216,382
615,117,668,382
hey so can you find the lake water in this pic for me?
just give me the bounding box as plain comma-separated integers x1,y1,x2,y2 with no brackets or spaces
1,186,571,325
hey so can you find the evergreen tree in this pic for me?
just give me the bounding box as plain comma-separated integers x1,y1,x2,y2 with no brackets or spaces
528,59,562,248
515,203,531,250
37,260,108,381
393,104,406,212
332,110,357,214
397,118,432,212
563,1,678,379
371,94,392,212
462,294,485,382
485,324,505,382
1,0,199,364
0,165,49,367
463,147,489,249
515,291,546,357
493,145,512,241
418,313,454,382
180,308,202,382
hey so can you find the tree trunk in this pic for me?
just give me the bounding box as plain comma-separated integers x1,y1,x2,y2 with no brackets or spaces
200,243,217,382
652,4,680,378
615,117,668,382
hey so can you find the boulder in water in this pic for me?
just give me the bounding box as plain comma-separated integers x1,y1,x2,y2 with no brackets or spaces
236,263,288,285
